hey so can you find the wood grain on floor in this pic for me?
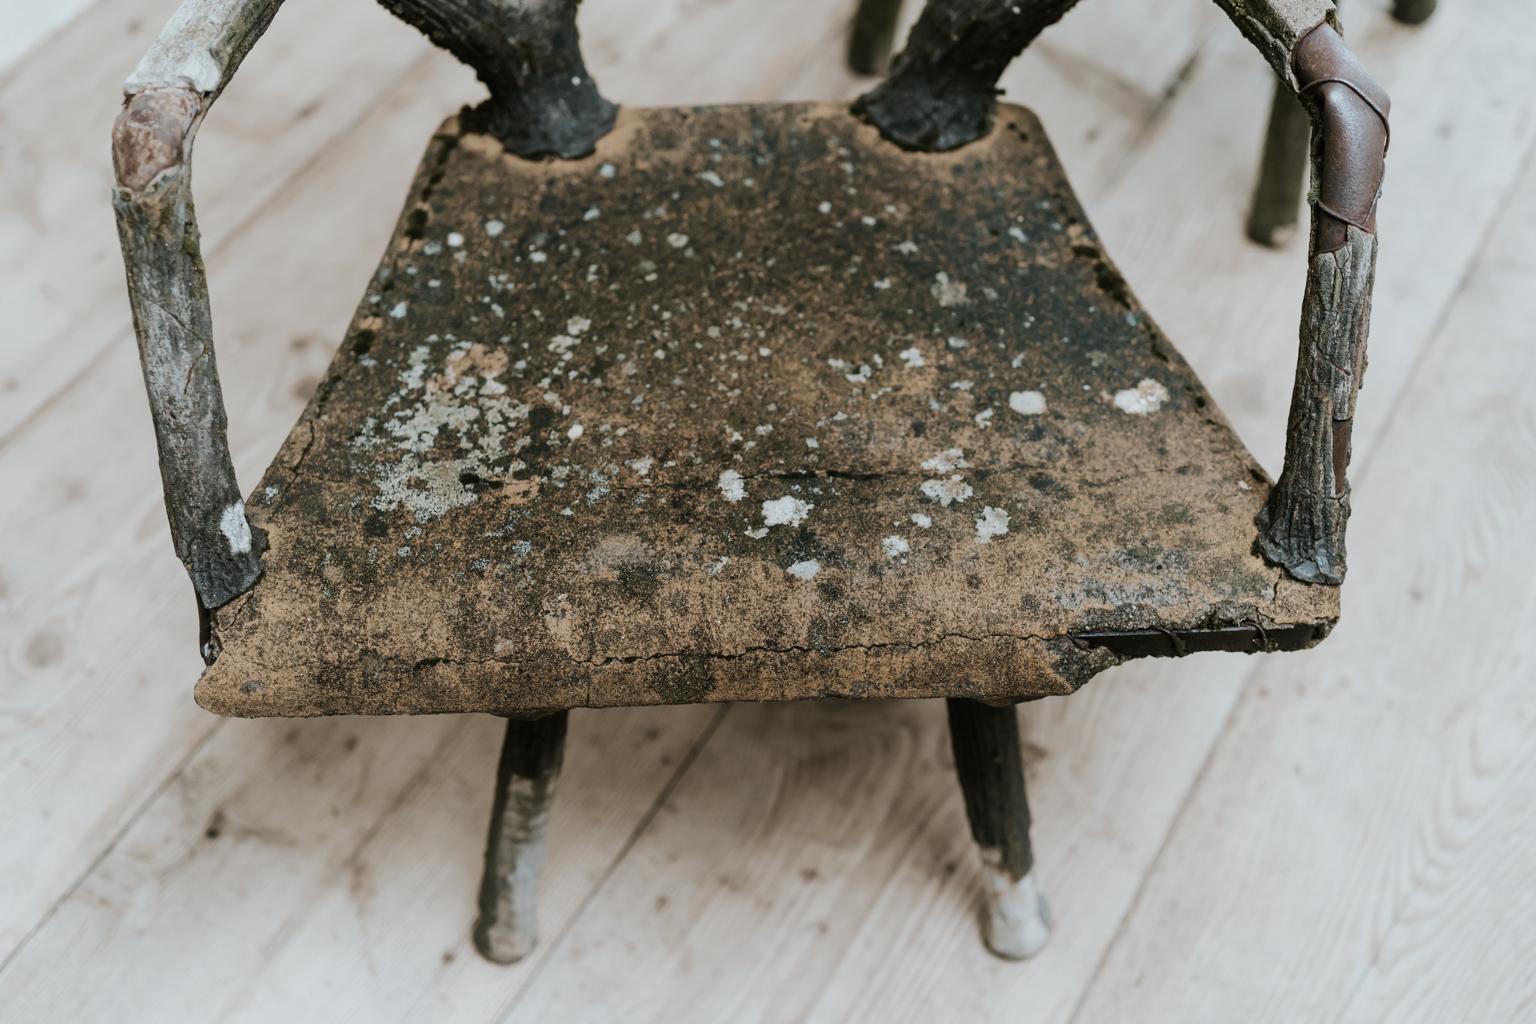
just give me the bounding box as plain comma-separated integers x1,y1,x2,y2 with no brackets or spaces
1,1,1532,1021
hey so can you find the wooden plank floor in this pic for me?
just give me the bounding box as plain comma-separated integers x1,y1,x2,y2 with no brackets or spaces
2,1,1533,1020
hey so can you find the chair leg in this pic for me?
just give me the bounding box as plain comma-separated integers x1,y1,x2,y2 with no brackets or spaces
1246,80,1312,247
474,710,569,964
945,698,1050,960
847,0,904,75
1391,0,1436,24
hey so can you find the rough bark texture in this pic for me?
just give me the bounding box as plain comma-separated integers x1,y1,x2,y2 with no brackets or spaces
375,0,614,158
125,0,286,97
114,0,287,617
195,103,1340,718
1251,24,1386,583
847,0,906,75
1246,79,1312,247
1209,0,1337,85
854,0,1083,151
1258,226,1376,585
474,711,568,964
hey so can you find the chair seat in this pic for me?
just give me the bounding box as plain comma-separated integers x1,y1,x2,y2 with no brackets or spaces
198,101,1337,718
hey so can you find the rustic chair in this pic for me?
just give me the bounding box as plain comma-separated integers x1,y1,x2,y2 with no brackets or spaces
113,0,1387,963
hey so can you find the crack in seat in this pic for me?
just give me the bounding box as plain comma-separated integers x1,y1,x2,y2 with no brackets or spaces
198,102,1337,719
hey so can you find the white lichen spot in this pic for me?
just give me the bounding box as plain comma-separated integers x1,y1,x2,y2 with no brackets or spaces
927,271,964,303
921,448,968,473
881,535,910,558
1008,225,1029,243
910,512,933,529
667,232,690,249
389,301,409,319
975,408,995,429
626,456,654,477
745,526,769,539
599,162,616,178
718,469,746,502
1009,390,1047,416
762,495,813,528
220,502,252,554
786,559,821,581
446,231,464,248
698,170,725,188
895,240,919,254
584,207,601,221
975,506,1010,544
946,336,970,350
566,316,591,336
805,437,819,449
1113,378,1170,415
484,219,505,237
873,278,892,290
707,556,731,575
899,347,926,369
528,250,547,264
817,201,832,214
921,477,973,506
567,423,585,440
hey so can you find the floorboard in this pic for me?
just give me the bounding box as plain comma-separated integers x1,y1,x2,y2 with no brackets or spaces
1,1,1532,1021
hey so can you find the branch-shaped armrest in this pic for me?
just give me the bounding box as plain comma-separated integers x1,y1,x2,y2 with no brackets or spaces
117,0,611,660
113,1,287,651
1237,16,1389,585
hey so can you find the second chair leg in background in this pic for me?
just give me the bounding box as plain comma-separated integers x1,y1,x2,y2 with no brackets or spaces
1246,81,1313,247
474,710,569,964
847,0,905,74
1392,0,1437,25
946,698,1050,960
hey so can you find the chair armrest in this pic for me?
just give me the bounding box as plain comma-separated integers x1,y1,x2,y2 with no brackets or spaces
113,0,287,647
1213,4,1389,585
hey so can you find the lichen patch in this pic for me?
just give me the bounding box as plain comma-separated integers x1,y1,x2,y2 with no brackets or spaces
718,469,746,502
921,448,968,473
1113,378,1170,415
975,506,1011,544
762,495,813,528
786,559,821,580
1009,390,1047,416
931,272,968,306
921,477,973,506
220,502,252,555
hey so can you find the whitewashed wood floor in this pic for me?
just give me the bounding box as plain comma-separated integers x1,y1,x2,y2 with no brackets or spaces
3,1,1534,1020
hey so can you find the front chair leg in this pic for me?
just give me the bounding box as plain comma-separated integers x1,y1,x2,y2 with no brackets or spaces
474,710,569,964
945,698,1050,960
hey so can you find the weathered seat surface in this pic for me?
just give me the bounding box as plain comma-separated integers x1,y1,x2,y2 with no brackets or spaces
199,102,1337,718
